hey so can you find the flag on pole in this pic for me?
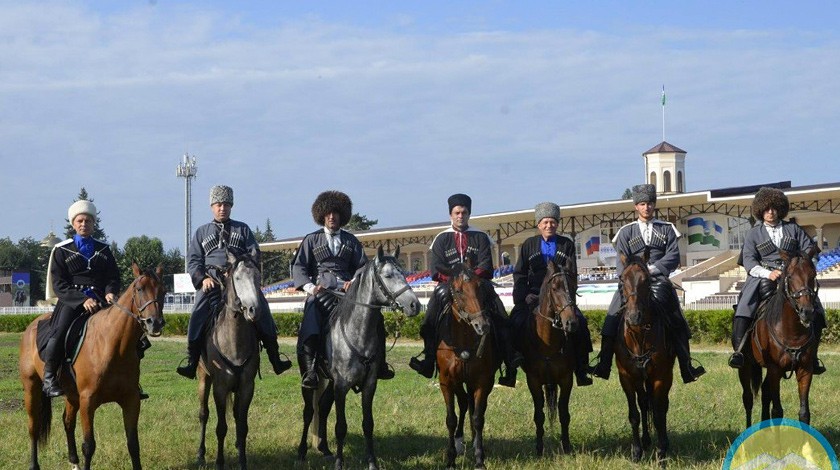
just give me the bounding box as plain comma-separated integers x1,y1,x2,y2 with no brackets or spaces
661,85,666,106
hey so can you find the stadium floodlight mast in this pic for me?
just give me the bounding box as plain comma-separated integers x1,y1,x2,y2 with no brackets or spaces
176,153,198,272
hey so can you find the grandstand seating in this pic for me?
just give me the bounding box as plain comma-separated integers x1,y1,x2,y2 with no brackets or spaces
817,247,840,273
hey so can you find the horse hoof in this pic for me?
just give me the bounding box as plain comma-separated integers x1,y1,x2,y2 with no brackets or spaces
455,437,465,455
474,463,486,470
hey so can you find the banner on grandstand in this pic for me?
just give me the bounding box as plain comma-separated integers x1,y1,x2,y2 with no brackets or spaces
585,236,600,255
12,271,30,306
687,216,723,248
598,243,616,264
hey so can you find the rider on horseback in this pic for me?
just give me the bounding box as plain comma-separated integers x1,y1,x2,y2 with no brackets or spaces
293,190,395,389
729,186,826,373
409,193,524,387
42,200,121,397
590,184,706,384
177,185,292,379
510,202,594,387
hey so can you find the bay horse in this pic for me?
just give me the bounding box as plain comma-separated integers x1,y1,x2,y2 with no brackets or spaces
738,245,821,427
298,246,420,470
613,249,675,467
436,261,500,470
19,263,165,470
520,258,578,456
195,249,263,469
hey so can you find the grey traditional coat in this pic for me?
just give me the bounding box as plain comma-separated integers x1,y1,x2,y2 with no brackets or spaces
734,221,816,318
187,219,259,288
606,219,681,316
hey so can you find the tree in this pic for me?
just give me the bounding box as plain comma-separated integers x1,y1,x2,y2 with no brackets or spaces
346,213,378,231
621,188,632,200
253,218,277,243
118,236,167,290
64,187,108,241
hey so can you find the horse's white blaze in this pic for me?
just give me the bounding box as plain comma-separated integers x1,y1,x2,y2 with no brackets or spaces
232,263,261,314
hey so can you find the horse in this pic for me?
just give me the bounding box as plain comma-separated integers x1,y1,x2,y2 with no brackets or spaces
520,258,579,456
435,261,500,470
738,245,821,427
194,249,264,469
613,249,675,467
298,246,420,470
19,263,165,470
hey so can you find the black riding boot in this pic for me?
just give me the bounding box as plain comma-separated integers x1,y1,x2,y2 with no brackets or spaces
409,329,437,379
590,335,615,380
137,336,152,399
813,322,826,375
299,337,319,389
674,328,705,383
377,319,395,380
42,338,64,398
263,337,292,375
497,323,523,388
729,316,752,369
176,340,201,379
573,332,593,386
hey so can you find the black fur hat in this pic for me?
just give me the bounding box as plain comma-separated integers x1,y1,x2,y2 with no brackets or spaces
447,193,472,213
752,187,789,220
312,191,352,227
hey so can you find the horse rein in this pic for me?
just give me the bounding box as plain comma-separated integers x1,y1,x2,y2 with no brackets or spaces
617,260,657,371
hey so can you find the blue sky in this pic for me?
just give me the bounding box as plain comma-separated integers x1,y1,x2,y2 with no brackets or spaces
2,1,839,254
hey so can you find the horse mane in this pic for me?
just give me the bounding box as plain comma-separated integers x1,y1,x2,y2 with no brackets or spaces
329,260,375,326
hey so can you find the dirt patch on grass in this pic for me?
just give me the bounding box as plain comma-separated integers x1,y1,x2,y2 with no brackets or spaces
0,398,23,412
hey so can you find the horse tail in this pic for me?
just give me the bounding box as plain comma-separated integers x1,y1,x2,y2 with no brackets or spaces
544,384,558,428
750,363,762,398
308,379,329,448
37,392,52,447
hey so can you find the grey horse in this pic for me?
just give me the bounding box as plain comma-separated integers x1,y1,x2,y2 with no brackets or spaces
195,249,263,470
298,246,420,470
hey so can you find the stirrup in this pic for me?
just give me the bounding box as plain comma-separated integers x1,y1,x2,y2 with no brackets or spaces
176,357,198,379
139,386,149,400
269,353,293,375
409,356,434,379
728,352,745,369
43,380,64,398
377,362,395,380
813,358,826,375
301,370,319,389
575,370,593,387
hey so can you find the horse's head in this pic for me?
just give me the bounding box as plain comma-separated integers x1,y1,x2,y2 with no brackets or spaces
619,249,652,327
127,263,166,336
539,258,578,334
372,245,421,316
779,245,820,328
225,248,263,323
446,261,490,336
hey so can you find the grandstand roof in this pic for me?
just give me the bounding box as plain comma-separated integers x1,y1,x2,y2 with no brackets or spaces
643,141,686,155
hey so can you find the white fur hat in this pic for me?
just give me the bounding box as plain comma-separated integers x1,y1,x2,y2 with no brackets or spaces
68,200,97,223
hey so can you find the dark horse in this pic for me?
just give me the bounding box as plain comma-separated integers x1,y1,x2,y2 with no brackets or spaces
520,259,579,456
19,264,165,470
436,262,500,470
613,249,675,467
298,246,420,470
738,246,821,427
195,249,263,469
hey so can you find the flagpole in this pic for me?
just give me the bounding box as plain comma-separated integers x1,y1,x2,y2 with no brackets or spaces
661,85,666,142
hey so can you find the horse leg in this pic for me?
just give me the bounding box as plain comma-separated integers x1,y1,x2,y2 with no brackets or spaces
212,387,228,470
525,374,545,456
197,371,212,466
454,385,468,457
333,385,350,470
234,381,255,470
796,368,813,424
298,387,314,462
120,397,142,470
472,384,490,470
652,381,671,468
738,362,757,428
620,378,642,462
317,384,335,457
79,398,98,470
441,383,459,470
63,398,80,469
637,383,651,452
361,380,380,470
761,367,783,420
23,376,49,470
558,374,573,454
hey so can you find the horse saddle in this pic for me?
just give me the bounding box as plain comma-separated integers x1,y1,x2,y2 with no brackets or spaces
36,313,92,366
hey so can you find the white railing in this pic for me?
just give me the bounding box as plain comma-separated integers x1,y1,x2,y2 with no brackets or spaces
685,295,739,311
0,306,52,315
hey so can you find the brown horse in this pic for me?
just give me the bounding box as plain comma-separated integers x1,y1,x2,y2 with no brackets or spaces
520,259,578,456
613,250,675,467
738,246,821,427
19,264,165,470
435,262,499,470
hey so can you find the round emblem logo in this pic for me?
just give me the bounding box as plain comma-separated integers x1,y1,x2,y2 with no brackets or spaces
723,418,838,469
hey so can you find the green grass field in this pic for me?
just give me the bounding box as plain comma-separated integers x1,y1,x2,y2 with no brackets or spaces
1,333,838,469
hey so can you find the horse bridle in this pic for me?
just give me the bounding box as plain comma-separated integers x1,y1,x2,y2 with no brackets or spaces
371,257,412,312
535,269,577,330
449,274,486,324
782,263,819,319
109,274,162,334
617,260,657,370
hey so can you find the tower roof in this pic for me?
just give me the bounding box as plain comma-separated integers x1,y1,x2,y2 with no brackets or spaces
40,231,62,248
643,141,686,155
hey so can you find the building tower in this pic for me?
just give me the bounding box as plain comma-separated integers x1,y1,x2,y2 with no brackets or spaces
643,141,686,195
